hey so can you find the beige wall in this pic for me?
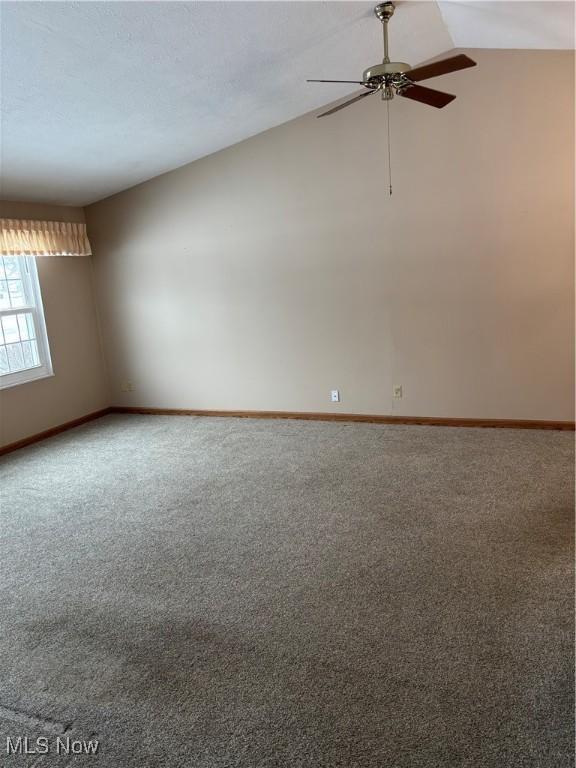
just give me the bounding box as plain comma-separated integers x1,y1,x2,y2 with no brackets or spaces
0,201,109,446
86,49,575,421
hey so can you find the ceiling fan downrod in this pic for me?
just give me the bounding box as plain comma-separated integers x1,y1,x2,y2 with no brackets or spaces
375,2,395,65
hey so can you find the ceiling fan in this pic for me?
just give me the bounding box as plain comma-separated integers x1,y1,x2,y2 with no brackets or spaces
307,1,477,117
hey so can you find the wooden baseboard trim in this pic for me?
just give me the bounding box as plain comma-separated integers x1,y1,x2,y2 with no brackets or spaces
0,407,113,456
109,406,575,431
1,407,572,457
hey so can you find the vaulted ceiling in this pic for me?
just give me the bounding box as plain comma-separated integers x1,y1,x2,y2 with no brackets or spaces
1,1,573,206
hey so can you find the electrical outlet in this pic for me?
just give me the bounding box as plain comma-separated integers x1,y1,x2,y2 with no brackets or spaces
330,389,340,403
393,384,402,399
121,381,135,392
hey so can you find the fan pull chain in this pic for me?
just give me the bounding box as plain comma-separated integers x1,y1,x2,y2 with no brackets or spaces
386,97,392,196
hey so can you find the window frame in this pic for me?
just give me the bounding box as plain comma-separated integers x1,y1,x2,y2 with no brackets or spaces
0,256,53,390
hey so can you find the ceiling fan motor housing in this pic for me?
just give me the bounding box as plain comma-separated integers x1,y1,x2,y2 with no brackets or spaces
363,61,411,80
363,62,412,90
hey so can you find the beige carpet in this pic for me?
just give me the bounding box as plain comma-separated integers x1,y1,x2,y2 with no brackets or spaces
0,414,573,767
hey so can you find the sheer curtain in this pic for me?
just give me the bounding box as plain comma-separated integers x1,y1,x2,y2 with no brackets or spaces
0,219,92,256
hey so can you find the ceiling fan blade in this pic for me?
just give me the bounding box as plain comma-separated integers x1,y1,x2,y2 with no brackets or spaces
307,79,365,84
400,84,456,109
317,89,376,118
407,54,477,83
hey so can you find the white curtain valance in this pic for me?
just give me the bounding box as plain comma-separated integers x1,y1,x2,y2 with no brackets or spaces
0,219,92,256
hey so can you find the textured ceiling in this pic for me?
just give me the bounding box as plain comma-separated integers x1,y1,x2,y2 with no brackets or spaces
1,1,574,206
438,1,575,50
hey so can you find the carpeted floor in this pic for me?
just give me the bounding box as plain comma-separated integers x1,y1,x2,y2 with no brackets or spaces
0,414,573,767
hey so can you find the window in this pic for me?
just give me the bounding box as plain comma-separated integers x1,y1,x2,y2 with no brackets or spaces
0,256,52,389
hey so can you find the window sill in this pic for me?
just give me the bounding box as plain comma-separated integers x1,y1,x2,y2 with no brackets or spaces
0,369,54,391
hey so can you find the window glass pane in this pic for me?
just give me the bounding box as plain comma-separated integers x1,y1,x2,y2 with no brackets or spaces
0,281,10,310
0,347,8,375
30,338,40,366
26,313,36,340
7,280,26,308
2,315,20,344
0,258,5,281
6,343,25,372
17,312,34,341
3,258,22,280
21,340,39,369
